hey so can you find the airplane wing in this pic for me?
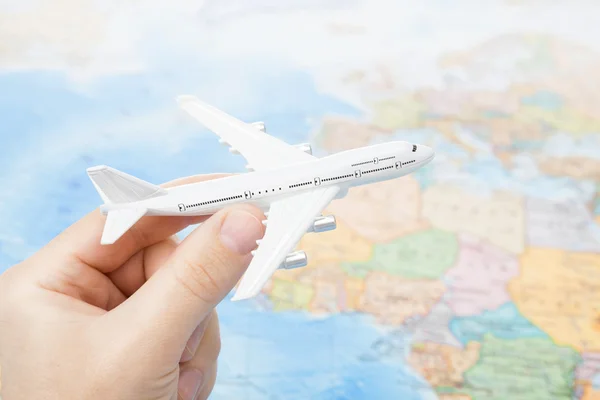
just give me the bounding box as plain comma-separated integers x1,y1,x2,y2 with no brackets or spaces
177,95,315,171
231,185,340,301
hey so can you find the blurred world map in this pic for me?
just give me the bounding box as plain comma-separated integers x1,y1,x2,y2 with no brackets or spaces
1,1,600,399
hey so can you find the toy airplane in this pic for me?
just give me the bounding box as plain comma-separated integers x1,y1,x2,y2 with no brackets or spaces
87,95,435,301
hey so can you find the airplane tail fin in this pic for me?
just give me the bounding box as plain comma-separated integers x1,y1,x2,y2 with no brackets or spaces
101,208,147,244
86,165,166,244
86,165,167,204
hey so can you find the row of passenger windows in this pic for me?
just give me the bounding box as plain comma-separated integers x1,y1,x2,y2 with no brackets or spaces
289,181,311,188
323,174,353,182
351,155,396,167
402,159,416,166
351,160,374,167
363,165,395,174
188,194,244,208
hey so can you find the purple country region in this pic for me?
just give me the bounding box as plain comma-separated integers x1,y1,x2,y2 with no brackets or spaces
443,233,519,317
576,352,600,382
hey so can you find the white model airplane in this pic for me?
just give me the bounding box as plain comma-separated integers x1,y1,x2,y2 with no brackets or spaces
87,95,435,301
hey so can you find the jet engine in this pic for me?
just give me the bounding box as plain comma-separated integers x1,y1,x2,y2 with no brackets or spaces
279,250,308,270
308,215,337,233
249,249,308,270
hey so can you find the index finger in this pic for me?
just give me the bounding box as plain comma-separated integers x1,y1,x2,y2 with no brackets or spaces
47,173,232,273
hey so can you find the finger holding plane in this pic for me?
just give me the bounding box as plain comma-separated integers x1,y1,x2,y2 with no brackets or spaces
107,236,179,297
44,174,231,274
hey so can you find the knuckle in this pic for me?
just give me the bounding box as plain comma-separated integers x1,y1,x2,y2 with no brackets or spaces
175,252,229,304
127,224,152,248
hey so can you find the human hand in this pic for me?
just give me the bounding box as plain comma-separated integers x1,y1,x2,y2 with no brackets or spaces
0,174,265,400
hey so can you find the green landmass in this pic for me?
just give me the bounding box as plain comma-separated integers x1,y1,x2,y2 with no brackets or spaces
341,229,458,279
437,334,581,400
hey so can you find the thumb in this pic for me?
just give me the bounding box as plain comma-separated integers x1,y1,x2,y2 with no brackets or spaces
112,204,265,359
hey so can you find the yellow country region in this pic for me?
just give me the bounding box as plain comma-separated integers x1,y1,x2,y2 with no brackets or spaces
268,278,315,312
327,175,428,243
298,216,373,266
263,217,373,313
263,258,368,313
264,262,367,314
595,215,600,226
508,248,600,351
369,95,425,130
343,276,365,310
267,217,373,286
423,184,525,254
358,271,445,325
278,263,363,314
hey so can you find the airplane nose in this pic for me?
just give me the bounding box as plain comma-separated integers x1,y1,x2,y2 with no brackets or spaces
420,145,435,163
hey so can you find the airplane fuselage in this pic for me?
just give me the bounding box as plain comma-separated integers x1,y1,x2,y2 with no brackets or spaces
100,141,434,216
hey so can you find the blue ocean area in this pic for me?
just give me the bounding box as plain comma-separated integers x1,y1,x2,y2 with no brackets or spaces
214,295,431,400
449,303,548,345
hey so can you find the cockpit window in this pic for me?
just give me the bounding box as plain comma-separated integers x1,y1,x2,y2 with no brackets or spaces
412,144,417,152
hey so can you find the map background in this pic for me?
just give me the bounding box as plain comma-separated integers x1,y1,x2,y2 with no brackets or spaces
1,1,600,399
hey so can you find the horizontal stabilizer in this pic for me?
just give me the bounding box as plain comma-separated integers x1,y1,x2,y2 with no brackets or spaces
87,165,166,204
101,208,147,245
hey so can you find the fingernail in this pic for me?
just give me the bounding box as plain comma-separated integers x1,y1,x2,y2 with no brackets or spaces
178,368,204,400
220,209,264,254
